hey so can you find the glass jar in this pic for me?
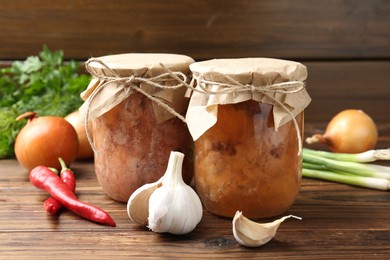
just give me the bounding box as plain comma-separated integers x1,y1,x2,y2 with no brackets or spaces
194,101,303,218
186,58,311,218
80,53,194,202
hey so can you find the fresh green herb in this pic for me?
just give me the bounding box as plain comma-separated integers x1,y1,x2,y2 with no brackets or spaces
0,46,90,158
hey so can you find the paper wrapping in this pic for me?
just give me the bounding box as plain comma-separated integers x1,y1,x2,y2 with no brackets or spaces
186,58,311,140
79,53,195,123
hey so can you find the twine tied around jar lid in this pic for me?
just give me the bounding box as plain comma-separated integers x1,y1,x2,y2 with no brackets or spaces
159,64,306,155
186,73,305,96
81,58,308,156
84,58,189,122
81,58,191,155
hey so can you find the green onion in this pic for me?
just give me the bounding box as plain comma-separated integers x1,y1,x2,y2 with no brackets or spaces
302,162,324,171
302,168,390,191
302,148,390,191
303,148,390,163
303,152,390,180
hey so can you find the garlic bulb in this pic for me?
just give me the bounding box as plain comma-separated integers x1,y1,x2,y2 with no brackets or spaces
232,211,301,247
148,151,203,235
127,151,203,235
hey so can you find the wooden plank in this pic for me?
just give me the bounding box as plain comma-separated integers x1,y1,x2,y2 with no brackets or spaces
2,57,388,123
304,61,390,123
1,158,390,259
306,99,390,123
1,230,390,259
0,0,389,61
306,61,390,100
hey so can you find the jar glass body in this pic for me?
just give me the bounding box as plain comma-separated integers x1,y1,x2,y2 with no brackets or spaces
193,100,303,218
92,92,193,202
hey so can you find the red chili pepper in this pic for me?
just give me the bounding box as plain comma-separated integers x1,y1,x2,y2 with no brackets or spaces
43,158,76,215
30,165,116,227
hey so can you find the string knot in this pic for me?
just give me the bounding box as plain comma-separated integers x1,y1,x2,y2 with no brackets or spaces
82,58,190,155
159,63,306,156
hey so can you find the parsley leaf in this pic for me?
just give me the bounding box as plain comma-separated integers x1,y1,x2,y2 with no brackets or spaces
0,46,91,158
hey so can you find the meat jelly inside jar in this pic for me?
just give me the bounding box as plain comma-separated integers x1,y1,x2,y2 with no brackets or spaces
186,58,311,218
79,53,195,202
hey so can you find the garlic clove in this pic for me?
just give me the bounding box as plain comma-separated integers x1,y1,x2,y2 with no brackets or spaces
232,211,301,247
147,151,203,235
127,178,163,225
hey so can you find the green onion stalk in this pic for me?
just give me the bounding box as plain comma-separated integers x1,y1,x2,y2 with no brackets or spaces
303,148,390,163
302,148,390,191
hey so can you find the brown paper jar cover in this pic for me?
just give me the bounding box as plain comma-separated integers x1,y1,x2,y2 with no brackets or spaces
188,58,311,218
80,53,194,202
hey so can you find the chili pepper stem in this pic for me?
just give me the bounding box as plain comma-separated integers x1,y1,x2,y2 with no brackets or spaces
58,157,69,173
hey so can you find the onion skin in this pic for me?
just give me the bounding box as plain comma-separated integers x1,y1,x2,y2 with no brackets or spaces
306,109,378,153
15,112,79,171
65,111,94,160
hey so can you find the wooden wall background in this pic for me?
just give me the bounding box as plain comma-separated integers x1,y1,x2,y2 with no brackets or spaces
1,0,389,126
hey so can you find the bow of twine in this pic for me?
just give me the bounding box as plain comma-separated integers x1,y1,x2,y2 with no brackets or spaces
83,58,190,155
85,58,189,122
84,58,305,156
164,65,306,155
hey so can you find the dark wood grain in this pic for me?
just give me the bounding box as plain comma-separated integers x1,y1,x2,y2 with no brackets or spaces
1,0,389,126
1,123,390,259
1,0,389,61
1,1,390,257
304,61,390,123
1,58,389,125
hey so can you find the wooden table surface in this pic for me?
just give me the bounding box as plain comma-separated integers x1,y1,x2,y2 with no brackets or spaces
1,1,389,259
1,132,390,259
